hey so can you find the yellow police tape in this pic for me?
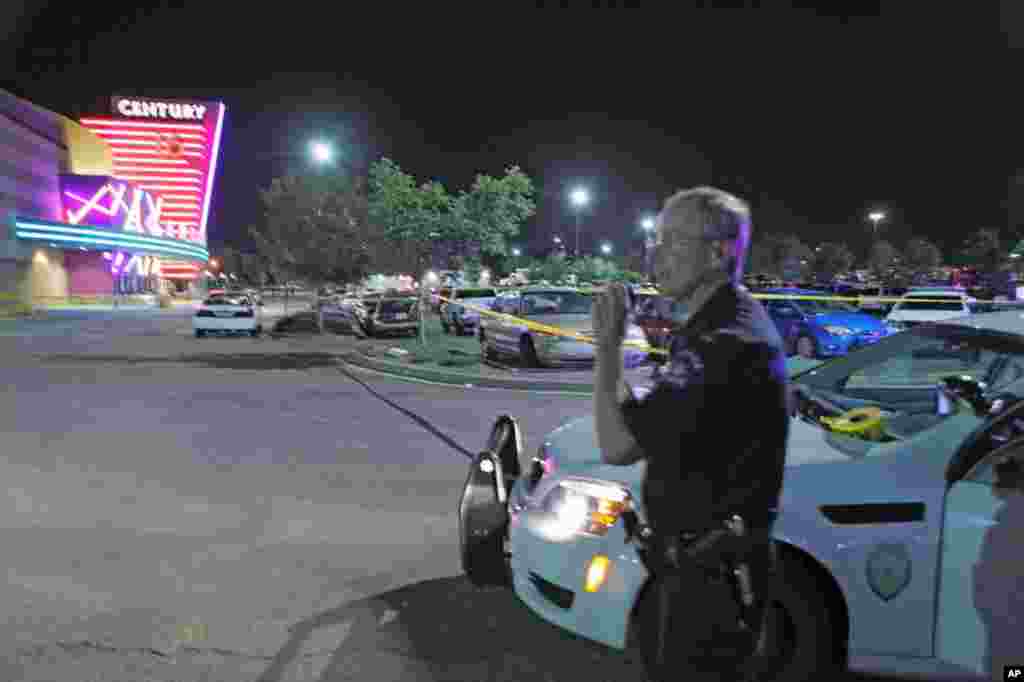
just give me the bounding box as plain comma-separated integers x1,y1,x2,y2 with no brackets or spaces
436,290,1024,359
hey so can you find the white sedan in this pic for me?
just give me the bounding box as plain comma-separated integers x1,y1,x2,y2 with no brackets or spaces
459,310,1024,680
193,295,262,338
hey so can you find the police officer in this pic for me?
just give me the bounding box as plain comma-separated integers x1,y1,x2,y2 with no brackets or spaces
592,186,789,681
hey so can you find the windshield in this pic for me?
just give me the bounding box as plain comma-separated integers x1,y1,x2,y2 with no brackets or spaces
378,299,416,314
521,291,592,315
793,296,859,314
797,323,1024,397
204,296,245,306
455,289,496,299
897,296,966,312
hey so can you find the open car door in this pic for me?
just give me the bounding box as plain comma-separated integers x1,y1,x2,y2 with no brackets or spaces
936,398,1024,678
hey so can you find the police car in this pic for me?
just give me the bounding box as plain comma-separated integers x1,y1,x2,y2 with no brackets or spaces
459,310,1024,680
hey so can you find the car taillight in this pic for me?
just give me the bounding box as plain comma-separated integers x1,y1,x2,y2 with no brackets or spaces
234,309,254,318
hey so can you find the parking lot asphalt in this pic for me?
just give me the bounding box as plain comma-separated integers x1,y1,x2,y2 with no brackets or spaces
1,308,892,681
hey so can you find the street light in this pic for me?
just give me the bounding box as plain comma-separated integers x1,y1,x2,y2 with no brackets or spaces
601,242,612,255
641,216,656,279
310,140,333,165
868,211,886,238
512,247,521,257
569,187,589,257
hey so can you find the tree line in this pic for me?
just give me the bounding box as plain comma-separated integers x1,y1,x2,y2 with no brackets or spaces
216,159,1015,290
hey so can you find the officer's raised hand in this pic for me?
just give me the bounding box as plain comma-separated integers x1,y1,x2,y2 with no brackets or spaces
592,283,629,355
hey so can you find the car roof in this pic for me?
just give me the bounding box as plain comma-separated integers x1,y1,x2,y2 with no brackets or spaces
903,289,967,297
936,309,1024,334
516,286,583,293
760,288,827,295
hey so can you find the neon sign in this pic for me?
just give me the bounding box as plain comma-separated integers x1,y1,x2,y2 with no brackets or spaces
115,98,207,121
61,175,167,236
15,218,209,263
81,97,224,247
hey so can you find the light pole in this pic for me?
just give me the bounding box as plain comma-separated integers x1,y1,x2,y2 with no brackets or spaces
601,242,612,256
868,211,886,239
641,216,656,281
570,187,589,258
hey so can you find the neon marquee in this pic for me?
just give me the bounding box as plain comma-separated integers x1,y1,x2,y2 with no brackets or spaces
15,217,209,263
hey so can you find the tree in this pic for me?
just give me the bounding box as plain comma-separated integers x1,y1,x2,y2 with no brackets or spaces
958,228,1004,273
867,240,899,281
250,172,374,330
812,242,856,281
451,166,536,258
368,158,536,277
527,255,571,284
748,233,813,278
903,236,944,275
368,158,451,278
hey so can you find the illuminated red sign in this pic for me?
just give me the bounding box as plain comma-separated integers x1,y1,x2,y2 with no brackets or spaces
80,96,225,248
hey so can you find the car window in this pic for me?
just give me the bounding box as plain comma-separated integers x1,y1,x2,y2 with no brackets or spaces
795,297,859,314
521,291,591,315
455,288,496,299
896,295,967,312
204,296,241,306
378,299,416,314
845,338,999,390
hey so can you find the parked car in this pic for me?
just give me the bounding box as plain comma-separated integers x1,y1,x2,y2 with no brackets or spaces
478,287,648,368
439,287,498,336
193,294,262,338
760,288,894,358
363,296,420,337
459,308,1024,681
885,288,976,332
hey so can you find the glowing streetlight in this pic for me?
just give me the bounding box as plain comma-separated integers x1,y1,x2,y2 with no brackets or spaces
868,211,886,238
553,236,562,244
310,140,333,164
569,187,590,257
641,217,656,232
512,247,521,257
601,242,612,255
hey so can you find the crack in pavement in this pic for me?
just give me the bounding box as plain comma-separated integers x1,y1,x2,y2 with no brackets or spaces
17,639,337,662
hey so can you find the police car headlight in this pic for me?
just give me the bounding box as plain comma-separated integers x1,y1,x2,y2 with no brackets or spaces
823,325,855,336
541,478,630,539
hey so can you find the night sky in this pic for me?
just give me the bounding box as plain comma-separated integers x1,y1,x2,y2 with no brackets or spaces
5,2,1022,262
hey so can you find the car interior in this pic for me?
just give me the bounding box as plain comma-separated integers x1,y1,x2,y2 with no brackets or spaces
791,326,1024,453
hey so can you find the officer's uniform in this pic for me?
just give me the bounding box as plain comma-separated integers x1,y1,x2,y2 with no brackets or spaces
620,279,789,681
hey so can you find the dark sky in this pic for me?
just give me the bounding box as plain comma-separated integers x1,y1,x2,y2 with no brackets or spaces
4,2,1022,261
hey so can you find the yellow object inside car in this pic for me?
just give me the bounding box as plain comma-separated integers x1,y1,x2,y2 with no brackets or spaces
820,407,886,441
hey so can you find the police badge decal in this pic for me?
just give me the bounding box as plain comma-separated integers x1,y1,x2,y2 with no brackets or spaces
865,542,912,602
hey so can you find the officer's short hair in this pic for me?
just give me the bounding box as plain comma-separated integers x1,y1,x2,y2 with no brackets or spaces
658,186,752,244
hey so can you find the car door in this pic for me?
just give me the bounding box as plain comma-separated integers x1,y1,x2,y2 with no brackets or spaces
494,292,522,354
935,405,1024,678
765,299,803,349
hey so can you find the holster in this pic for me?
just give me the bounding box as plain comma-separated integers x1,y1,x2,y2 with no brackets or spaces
644,517,769,669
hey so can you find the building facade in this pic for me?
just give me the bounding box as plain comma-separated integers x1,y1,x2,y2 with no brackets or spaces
1,89,220,307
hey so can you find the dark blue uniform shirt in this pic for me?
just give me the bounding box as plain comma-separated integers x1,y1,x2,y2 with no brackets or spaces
621,281,789,537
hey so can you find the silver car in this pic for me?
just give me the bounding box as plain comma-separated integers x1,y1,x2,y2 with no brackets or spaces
478,287,648,368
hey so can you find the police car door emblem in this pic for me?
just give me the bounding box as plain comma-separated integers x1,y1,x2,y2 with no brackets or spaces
866,542,912,601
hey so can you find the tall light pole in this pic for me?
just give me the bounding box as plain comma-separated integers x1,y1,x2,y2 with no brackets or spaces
570,187,589,258
641,216,656,281
868,211,886,239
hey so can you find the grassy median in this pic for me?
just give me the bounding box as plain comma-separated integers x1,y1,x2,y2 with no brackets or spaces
362,317,482,368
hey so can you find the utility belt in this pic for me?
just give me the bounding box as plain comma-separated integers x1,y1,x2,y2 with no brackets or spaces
636,514,774,633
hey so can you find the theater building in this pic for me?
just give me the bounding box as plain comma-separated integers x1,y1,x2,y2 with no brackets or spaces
1,89,223,305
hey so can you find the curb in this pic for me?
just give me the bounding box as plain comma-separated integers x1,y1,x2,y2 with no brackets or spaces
339,351,596,393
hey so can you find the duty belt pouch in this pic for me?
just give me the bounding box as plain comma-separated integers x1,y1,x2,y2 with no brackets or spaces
649,527,759,669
